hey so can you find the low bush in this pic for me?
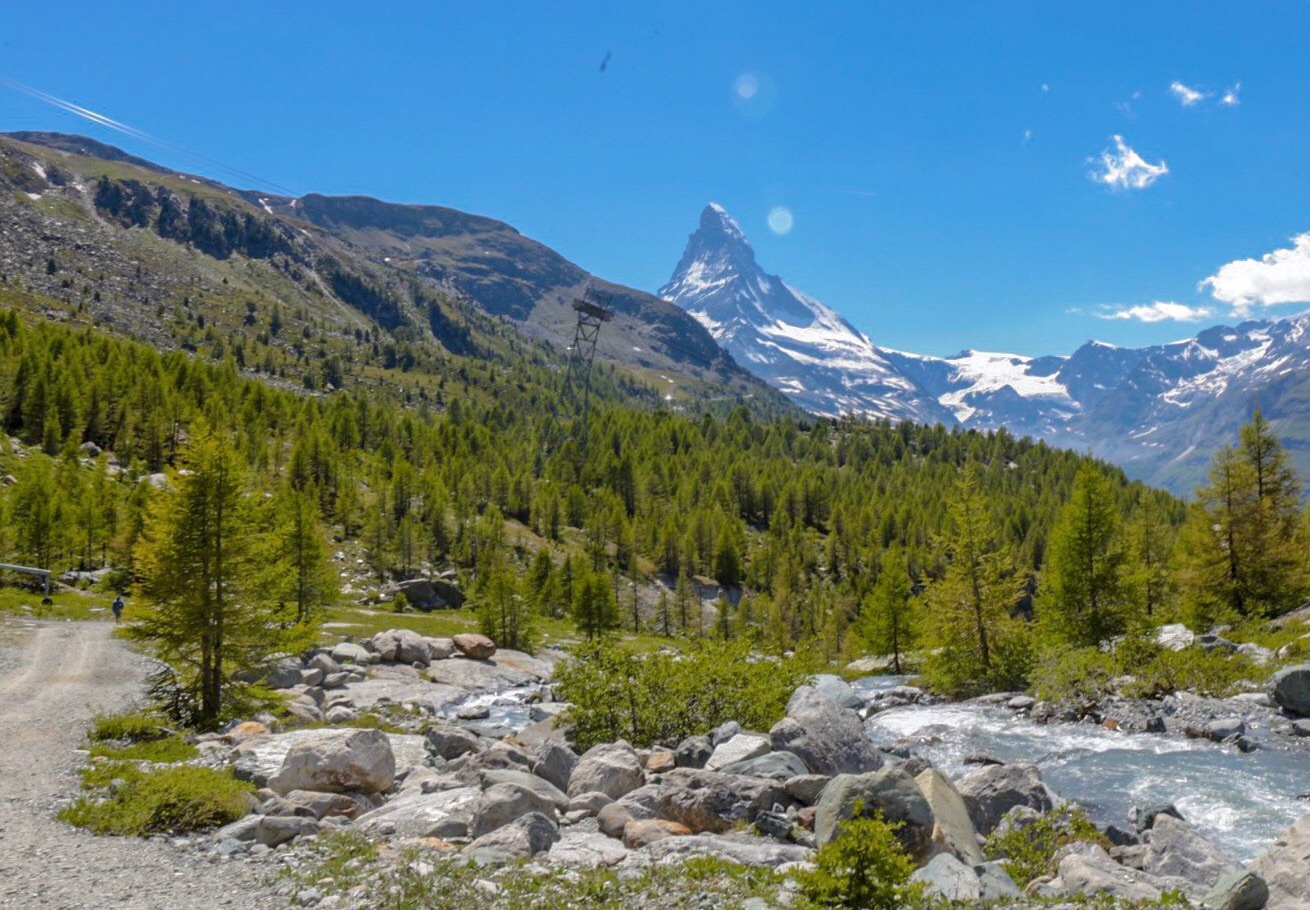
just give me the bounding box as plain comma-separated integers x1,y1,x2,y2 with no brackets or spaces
795,805,923,910
983,806,1107,887
89,733,198,763
59,764,253,835
554,639,816,750
87,710,170,743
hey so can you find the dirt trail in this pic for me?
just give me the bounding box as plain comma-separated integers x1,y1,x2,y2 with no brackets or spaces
0,620,281,909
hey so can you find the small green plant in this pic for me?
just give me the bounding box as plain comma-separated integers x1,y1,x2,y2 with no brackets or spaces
983,806,1108,887
88,709,171,743
795,806,923,910
59,764,253,835
89,733,198,763
393,590,411,614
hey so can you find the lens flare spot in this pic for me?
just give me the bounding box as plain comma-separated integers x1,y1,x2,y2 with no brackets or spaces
767,206,793,235
734,73,759,100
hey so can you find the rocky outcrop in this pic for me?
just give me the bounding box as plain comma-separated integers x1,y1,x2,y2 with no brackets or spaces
1269,665,1310,717
1144,815,1240,888
914,768,985,865
1250,813,1310,910
769,685,883,776
653,768,785,834
566,742,644,800
814,767,935,860
267,729,395,795
954,762,1053,835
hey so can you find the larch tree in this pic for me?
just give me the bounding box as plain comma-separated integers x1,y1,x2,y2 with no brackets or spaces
855,545,915,673
1041,463,1130,647
920,466,1030,696
129,423,309,727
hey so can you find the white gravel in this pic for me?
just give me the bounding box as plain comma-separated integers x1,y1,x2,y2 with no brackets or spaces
0,620,283,909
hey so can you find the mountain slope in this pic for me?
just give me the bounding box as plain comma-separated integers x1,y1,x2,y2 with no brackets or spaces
0,132,790,416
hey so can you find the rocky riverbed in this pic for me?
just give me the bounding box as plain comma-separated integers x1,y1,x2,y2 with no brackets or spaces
116,626,1310,910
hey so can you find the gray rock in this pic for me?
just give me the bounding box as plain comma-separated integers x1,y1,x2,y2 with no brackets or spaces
654,768,786,835
354,786,481,838
462,811,559,860
532,741,578,793
213,814,261,843
915,767,985,865
811,673,866,711
387,577,465,611
255,815,318,847
424,650,552,691
1144,814,1240,888
1237,643,1275,666
784,773,830,805
566,741,644,800
633,833,812,867
542,830,629,869
262,657,306,690
265,729,396,796
597,803,634,839
424,637,457,660
1136,802,1185,833
425,724,482,761
723,751,809,782
1201,871,1270,910
1206,718,1247,742
567,791,613,816
1269,664,1310,717
369,629,432,666
452,633,497,660
1198,633,1238,653
814,767,935,861
769,685,884,776
480,769,570,812
282,790,363,820
1042,845,1173,902
469,782,559,839
674,735,712,769
1249,813,1310,910
1157,624,1196,651
705,733,771,771
955,763,1053,835
329,642,374,665
975,861,1023,901
709,720,744,746
910,853,981,902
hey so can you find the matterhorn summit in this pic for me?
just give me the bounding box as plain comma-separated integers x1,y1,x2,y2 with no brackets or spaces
659,204,950,422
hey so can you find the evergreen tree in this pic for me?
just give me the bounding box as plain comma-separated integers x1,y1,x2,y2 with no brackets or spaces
272,487,338,625
1124,495,1176,618
1041,463,1130,647
856,545,915,673
477,553,535,651
129,423,311,726
920,467,1030,696
572,566,619,640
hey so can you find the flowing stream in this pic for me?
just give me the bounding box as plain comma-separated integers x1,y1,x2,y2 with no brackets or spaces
854,677,1308,861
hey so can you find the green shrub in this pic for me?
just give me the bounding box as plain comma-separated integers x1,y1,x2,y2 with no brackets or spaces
554,639,816,750
983,806,1107,887
90,733,198,763
1030,645,1118,703
393,590,411,614
795,806,923,910
88,710,170,743
59,764,253,835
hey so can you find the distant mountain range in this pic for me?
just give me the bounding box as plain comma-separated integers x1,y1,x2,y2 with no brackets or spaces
662,203,1310,493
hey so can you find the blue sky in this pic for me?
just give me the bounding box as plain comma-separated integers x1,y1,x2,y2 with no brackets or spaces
4,2,1310,356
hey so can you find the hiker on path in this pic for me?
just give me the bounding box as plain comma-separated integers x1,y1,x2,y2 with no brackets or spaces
111,595,124,623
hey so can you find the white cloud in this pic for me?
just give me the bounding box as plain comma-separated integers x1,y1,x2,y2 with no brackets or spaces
1202,232,1310,316
1096,301,1214,323
1220,82,1241,106
1170,81,1210,106
1089,136,1168,190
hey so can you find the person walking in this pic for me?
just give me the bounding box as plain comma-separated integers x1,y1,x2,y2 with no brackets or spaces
111,594,124,623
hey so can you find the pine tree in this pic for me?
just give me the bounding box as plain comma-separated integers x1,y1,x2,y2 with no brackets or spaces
477,553,535,651
129,423,310,726
273,487,338,625
856,545,915,673
1124,495,1176,618
1041,463,1130,647
572,566,619,640
920,467,1030,696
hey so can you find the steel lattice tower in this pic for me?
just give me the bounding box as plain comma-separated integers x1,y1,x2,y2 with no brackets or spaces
542,285,612,467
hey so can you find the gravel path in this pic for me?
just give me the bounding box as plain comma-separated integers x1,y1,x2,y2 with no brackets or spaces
0,620,283,909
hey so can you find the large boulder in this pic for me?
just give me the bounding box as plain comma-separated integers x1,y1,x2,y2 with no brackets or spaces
1268,665,1310,717
462,811,560,862
722,751,809,782
914,768,985,865
353,786,481,839
910,853,982,902
369,629,432,666
452,633,497,660
653,768,785,834
1041,845,1200,902
1157,624,1196,651
1250,813,1310,910
954,763,1053,835
543,830,629,869
468,782,559,839
479,769,570,812
674,735,712,769
705,733,771,771
267,729,395,795
567,741,645,800
425,724,482,761
532,741,578,793
388,577,465,611
814,767,936,861
810,674,866,711
1144,814,1240,888
1201,871,1270,910
769,685,883,776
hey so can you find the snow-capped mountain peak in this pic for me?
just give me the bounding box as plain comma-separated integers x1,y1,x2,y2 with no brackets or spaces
660,204,951,423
